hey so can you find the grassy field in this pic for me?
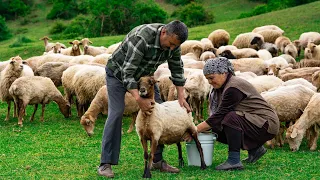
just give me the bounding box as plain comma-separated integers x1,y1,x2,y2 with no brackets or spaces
1,1,320,179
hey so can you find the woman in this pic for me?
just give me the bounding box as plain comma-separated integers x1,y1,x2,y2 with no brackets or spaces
192,57,279,171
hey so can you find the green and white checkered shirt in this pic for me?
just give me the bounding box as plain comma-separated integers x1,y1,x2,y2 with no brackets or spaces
106,23,186,90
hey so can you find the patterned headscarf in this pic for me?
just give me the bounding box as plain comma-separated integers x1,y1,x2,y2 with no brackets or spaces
203,57,235,76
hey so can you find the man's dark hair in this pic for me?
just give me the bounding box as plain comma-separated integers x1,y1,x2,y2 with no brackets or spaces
165,20,188,43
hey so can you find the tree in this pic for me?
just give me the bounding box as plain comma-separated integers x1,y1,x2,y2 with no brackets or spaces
0,15,12,41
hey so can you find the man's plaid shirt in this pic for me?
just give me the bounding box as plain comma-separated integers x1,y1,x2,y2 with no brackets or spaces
106,23,186,90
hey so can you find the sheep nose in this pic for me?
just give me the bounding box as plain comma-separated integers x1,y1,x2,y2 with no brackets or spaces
268,73,274,76
84,46,88,50
140,87,146,93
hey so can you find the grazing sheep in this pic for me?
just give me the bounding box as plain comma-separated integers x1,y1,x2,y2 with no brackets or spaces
135,76,206,178
252,25,284,34
106,42,121,54
284,43,298,59
80,85,139,136
208,29,230,48
219,48,258,59
9,76,70,126
61,40,83,56
200,38,214,52
256,29,283,43
181,40,204,59
40,36,67,52
35,62,73,87
200,51,216,61
0,60,24,121
215,45,238,57
231,58,267,75
261,85,315,148
296,32,320,49
235,71,257,80
286,93,320,151
73,66,106,117
232,32,264,50
246,75,283,93
293,59,320,69
275,36,291,54
257,49,272,60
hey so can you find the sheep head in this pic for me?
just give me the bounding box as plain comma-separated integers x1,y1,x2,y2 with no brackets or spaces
80,114,95,136
286,125,304,152
138,76,157,99
69,40,82,51
58,100,71,118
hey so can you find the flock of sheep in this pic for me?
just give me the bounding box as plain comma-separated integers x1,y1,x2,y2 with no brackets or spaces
1,25,320,153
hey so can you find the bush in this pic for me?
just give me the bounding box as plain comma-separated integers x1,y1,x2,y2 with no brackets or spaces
171,2,214,27
238,4,269,19
62,14,90,39
0,15,12,41
9,36,33,48
165,0,203,6
14,28,28,35
50,21,67,34
46,0,81,20
0,0,31,20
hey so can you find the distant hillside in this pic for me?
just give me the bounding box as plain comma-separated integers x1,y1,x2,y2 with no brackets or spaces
0,1,319,60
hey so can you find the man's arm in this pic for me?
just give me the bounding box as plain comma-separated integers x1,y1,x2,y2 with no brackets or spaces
176,86,191,113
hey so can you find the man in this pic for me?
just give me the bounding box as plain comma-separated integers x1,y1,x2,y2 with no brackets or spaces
98,20,191,178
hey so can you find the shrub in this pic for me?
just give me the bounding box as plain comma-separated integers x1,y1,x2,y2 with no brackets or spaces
0,0,31,20
0,15,12,41
62,14,90,39
9,36,33,48
46,0,80,20
171,2,214,27
14,28,28,35
165,0,203,6
50,21,67,34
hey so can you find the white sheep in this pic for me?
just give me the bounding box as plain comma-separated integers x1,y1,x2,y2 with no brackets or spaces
257,49,272,60
91,53,112,65
9,76,70,126
261,84,315,148
200,38,214,52
181,40,204,59
286,93,320,151
70,55,95,64
46,42,66,54
304,47,313,59
219,48,258,59
260,42,278,57
278,78,317,92
200,51,216,61
265,56,290,76
81,38,108,56
135,76,206,178
296,32,320,48
232,32,264,50
252,25,284,34
207,29,230,48
256,29,283,43
308,42,320,60
275,36,291,54
40,36,66,52
231,58,267,75
284,43,298,59
72,65,106,117
61,40,83,56
80,85,139,136
36,54,74,69
215,45,238,57
279,54,296,65
0,55,23,72
293,59,320,69
311,70,320,91
247,75,283,93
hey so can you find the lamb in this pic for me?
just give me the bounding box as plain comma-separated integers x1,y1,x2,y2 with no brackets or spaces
80,85,139,136
232,32,264,50
9,76,70,126
40,36,66,52
304,47,313,59
257,49,272,60
252,25,284,34
261,84,315,148
246,75,283,93
34,62,73,87
106,42,121,54
72,66,106,117
219,48,258,59
61,40,83,56
200,51,216,61
0,60,24,121
275,36,291,54
81,38,108,56
256,29,283,43
307,42,320,60
293,59,320,69
231,58,267,75
200,38,214,52
286,93,320,151
135,76,206,178
265,57,290,76
46,42,66,54
207,29,230,48
181,40,204,59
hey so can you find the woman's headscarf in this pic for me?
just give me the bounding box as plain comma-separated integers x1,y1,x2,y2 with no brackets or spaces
203,57,235,76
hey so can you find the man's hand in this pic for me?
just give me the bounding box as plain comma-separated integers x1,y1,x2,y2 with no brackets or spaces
136,96,155,112
178,97,192,113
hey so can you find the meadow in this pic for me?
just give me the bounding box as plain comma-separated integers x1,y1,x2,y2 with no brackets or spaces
0,1,320,179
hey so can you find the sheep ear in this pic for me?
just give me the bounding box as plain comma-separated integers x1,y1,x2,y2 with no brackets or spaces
79,42,83,45
89,41,93,44
69,41,73,45
85,119,91,126
290,128,298,138
250,37,261,45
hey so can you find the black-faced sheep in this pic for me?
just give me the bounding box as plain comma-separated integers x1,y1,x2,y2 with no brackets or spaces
135,76,206,178
232,32,264,50
9,76,70,126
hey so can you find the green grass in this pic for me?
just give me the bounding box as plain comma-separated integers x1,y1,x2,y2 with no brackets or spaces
1,1,320,179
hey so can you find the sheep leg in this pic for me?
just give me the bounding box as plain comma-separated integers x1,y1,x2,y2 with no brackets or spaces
18,100,26,127
40,104,45,122
13,101,18,118
5,101,11,121
176,142,184,167
146,139,158,178
308,125,319,151
141,138,151,178
127,113,137,133
188,128,207,170
30,104,38,122
199,97,205,121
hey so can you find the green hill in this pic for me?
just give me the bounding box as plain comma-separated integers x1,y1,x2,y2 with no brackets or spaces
0,1,319,60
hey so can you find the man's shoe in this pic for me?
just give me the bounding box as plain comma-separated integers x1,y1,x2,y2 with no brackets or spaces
98,164,114,178
243,146,267,163
152,160,180,173
215,161,244,171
